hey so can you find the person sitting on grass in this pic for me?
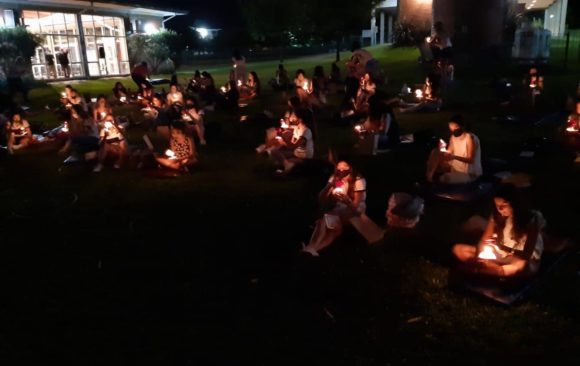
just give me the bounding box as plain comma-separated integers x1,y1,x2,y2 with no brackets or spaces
425,114,482,184
112,82,128,103
452,184,546,281
93,95,112,125
182,97,206,146
218,80,240,111
294,69,313,105
256,97,302,155
354,72,376,113
166,83,184,107
187,70,203,94
302,160,367,256
563,98,580,154
199,71,218,109
6,112,32,155
93,114,126,172
396,73,443,113
270,108,314,175
269,64,291,91
155,122,196,171
240,71,261,100
60,104,99,158
355,96,400,153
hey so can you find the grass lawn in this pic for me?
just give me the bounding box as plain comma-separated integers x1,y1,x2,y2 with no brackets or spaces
1,45,580,364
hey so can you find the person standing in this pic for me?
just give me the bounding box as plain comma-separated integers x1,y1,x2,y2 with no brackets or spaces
45,51,56,79
58,49,71,78
131,61,151,93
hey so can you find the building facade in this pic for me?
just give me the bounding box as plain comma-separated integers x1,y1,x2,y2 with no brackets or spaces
0,0,184,80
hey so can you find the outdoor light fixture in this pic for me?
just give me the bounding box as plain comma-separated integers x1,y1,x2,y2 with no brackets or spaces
196,27,209,39
144,23,158,35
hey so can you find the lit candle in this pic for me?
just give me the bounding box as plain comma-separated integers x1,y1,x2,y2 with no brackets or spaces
426,36,432,43
302,81,309,91
62,121,69,133
478,245,497,260
354,125,363,133
439,138,447,152
237,80,242,87
120,96,127,102
138,95,143,100
220,86,227,93
275,136,283,140
104,121,113,129
165,149,176,159
415,89,423,99
566,127,578,132
61,92,67,98
100,112,107,119
332,187,345,195
280,120,289,129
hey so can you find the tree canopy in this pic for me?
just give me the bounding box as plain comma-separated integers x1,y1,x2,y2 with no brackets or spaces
243,0,378,59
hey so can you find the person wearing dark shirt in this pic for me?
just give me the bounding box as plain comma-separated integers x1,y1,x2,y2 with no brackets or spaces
131,62,151,93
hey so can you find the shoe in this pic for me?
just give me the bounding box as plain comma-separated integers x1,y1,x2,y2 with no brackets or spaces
301,245,319,257
92,163,103,173
256,144,266,154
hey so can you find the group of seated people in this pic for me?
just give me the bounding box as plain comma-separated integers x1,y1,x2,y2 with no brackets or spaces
301,157,553,285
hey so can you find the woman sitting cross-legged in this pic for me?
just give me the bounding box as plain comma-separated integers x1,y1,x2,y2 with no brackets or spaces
59,104,99,159
6,112,32,155
270,108,314,175
93,114,126,172
452,184,546,281
155,122,196,171
425,114,482,184
302,160,367,256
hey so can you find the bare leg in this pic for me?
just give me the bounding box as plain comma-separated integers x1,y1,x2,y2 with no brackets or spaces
155,156,182,170
304,218,343,254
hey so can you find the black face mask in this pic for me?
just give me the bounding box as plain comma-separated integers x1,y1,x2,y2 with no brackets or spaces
452,128,464,137
335,169,351,179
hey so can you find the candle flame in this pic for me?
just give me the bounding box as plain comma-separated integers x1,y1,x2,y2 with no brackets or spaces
478,245,497,260
165,149,176,158
332,187,345,195
415,89,423,99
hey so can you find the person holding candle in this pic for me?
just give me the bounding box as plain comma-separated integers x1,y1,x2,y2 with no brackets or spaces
92,95,112,125
112,82,128,103
59,104,99,158
256,96,301,155
452,184,546,279
425,114,482,184
155,122,196,171
354,72,376,113
232,49,247,86
240,71,261,100
270,108,314,175
294,69,313,105
302,160,367,256
269,64,291,91
6,112,32,155
93,114,126,172
166,84,184,107
356,97,400,153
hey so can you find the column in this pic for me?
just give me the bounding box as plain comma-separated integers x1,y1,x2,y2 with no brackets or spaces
380,11,385,44
559,0,568,37
387,14,393,43
76,12,89,78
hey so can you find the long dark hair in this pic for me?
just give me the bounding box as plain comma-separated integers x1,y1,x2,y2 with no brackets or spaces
333,160,361,199
492,184,533,242
249,71,261,94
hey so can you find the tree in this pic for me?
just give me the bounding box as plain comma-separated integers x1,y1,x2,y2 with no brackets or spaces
127,30,186,73
0,27,41,80
307,0,378,61
242,0,377,61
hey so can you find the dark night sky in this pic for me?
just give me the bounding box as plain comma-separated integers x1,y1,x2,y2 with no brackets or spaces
111,0,243,30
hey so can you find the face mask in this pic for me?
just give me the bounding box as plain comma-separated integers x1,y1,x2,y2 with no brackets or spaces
335,169,351,179
452,128,463,137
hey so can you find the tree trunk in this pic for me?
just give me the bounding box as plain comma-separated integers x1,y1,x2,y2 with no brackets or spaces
335,37,341,62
